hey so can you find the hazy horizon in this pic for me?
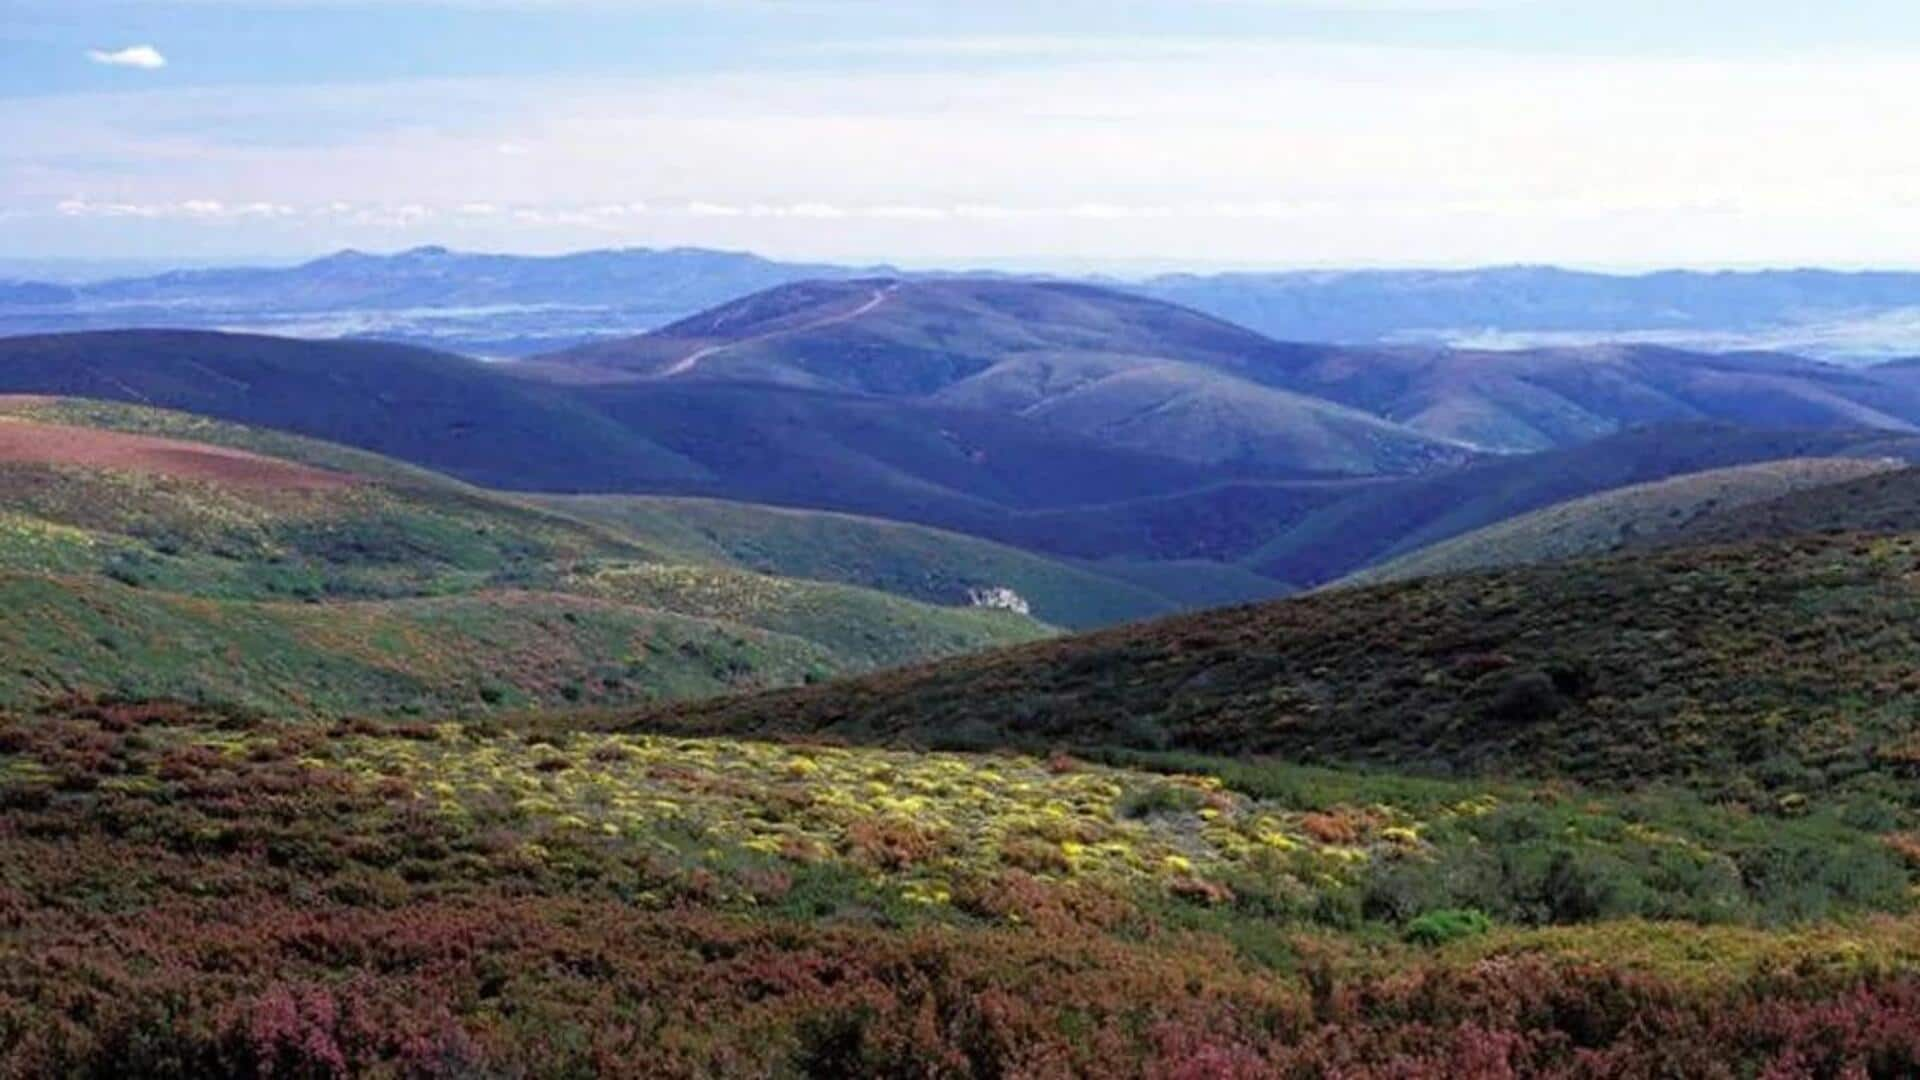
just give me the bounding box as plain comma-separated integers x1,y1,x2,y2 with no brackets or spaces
12,1,1920,267
22,245,1920,289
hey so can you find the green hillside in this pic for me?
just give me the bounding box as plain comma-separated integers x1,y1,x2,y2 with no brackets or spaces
0,575,840,714
1341,456,1901,587
0,398,1051,714
1639,464,1920,551
630,529,1920,805
1241,423,1920,584
538,494,1184,628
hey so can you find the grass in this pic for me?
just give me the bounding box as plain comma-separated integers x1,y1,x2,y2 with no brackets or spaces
0,573,844,714
538,493,1188,629
0,399,1057,716
1343,456,1902,587
628,529,1920,807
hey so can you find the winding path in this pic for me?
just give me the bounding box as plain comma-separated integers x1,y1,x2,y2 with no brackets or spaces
657,282,899,378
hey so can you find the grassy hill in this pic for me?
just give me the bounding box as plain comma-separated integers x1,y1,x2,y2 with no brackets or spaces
1254,342,1920,452
578,379,1229,520
1637,464,1920,551
1241,423,1920,585
0,398,1050,714
0,575,846,714
629,529,1920,805
537,494,1184,629
550,277,1311,388
547,279,1920,469
540,279,1477,475
0,330,708,491
1341,456,1902,587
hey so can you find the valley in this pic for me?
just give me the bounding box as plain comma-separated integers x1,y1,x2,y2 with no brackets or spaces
20,1,1920,1071
10,260,1920,1076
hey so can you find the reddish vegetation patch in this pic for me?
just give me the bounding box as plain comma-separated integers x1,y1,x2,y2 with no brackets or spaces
0,418,355,491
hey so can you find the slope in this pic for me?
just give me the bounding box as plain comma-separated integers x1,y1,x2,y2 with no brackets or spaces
1256,342,1920,453
540,279,1477,475
549,279,1920,468
1240,423,1920,585
0,330,708,491
0,398,1050,713
548,278,1305,389
1340,456,1904,587
577,379,1238,524
629,529,1920,803
1636,464,1920,551
535,494,1183,629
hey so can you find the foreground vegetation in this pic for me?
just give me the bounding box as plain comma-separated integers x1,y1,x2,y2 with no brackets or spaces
7,701,1920,1076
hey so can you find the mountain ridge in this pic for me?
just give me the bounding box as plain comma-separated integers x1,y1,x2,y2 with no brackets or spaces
16,247,1920,360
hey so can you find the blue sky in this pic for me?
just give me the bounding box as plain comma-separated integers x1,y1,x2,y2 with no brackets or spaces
8,1,1920,268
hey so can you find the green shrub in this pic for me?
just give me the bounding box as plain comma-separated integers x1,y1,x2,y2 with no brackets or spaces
1404,908,1492,947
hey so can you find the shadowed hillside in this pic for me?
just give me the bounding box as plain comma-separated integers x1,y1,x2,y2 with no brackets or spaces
0,330,708,491
549,277,1312,388
1635,464,1920,551
541,279,1478,475
629,530,1920,803
1241,423,1920,584
1341,456,1904,587
1254,343,1920,452
542,279,1920,470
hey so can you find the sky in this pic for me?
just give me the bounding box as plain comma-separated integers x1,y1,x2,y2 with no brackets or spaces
8,0,1920,270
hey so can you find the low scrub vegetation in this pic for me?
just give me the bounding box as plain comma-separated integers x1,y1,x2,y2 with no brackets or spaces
8,702,1920,1075
635,531,1920,808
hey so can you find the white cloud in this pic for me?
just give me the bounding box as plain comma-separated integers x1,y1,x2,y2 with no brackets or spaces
56,198,293,220
86,45,167,70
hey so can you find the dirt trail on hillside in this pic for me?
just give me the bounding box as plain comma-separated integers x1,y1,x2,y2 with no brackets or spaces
660,283,900,378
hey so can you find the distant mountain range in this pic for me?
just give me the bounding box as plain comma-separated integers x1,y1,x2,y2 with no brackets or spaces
0,246,880,356
16,268,1920,595
1138,265,1920,362
11,246,1920,361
